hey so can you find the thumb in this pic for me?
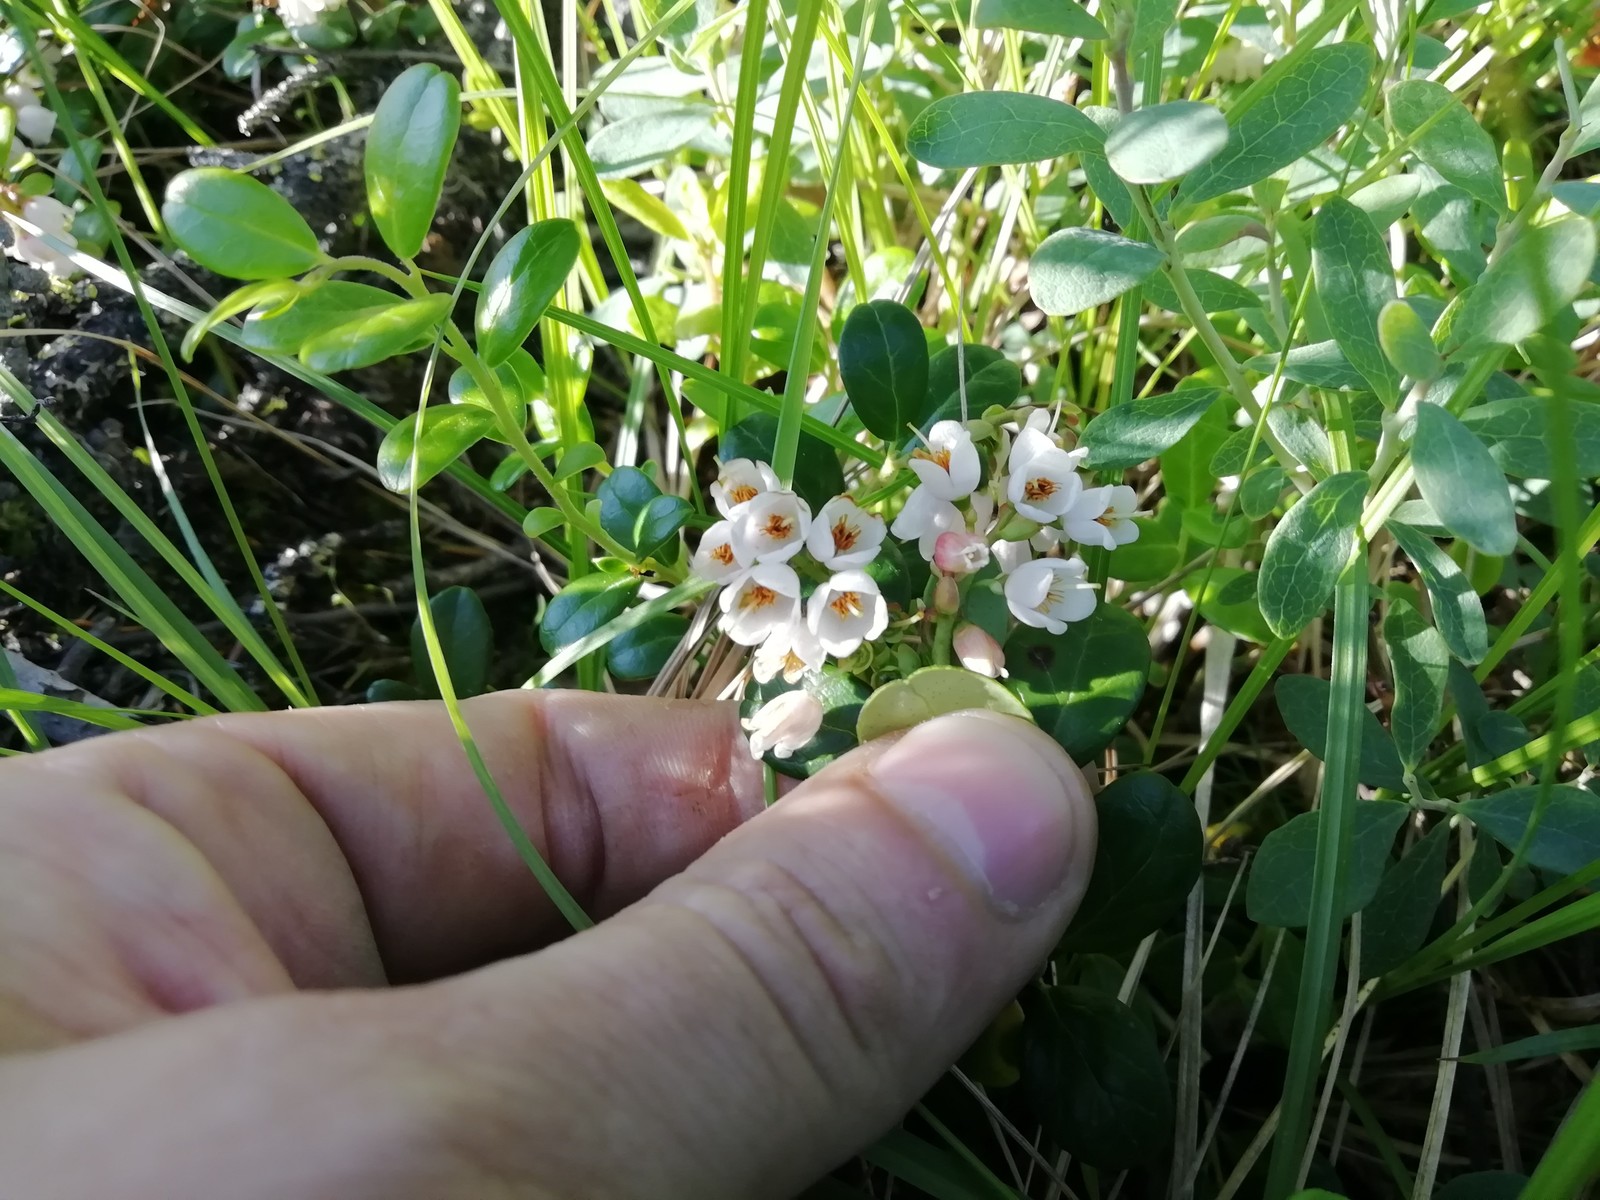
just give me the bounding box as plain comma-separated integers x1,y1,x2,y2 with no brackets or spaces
437,709,1098,1198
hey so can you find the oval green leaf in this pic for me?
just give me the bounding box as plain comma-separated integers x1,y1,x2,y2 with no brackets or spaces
1258,471,1368,638
856,665,1032,743
839,300,931,442
1006,603,1150,760
598,465,690,562
1457,786,1600,877
719,412,844,511
1362,819,1451,976
1386,520,1487,664
1412,403,1516,557
1386,79,1505,213
606,612,690,681
1384,599,1448,770
365,63,462,259
1246,800,1409,927
906,92,1105,169
475,219,582,367
1079,387,1223,470
411,585,493,698
539,572,642,656
1377,299,1443,382
1313,197,1400,404
1276,673,1406,790
300,293,451,374
376,405,495,493
162,167,323,280
239,280,408,355
1461,395,1600,481
973,0,1106,37
1105,100,1229,185
1445,214,1598,352
1029,227,1163,316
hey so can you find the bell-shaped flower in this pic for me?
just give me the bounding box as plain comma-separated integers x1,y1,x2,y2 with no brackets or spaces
752,614,825,684
954,623,1006,678
3,82,55,146
5,195,76,277
908,420,980,500
890,485,963,561
806,495,885,570
933,530,990,577
731,489,811,564
741,689,824,760
1004,556,1097,634
1006,444,1085,524
1062,484,1142,550
711,457,779,517
807,569,889,658
719,562,802,646
690,519,748,583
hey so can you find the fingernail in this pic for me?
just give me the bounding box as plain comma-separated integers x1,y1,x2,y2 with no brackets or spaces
869,712,1092,915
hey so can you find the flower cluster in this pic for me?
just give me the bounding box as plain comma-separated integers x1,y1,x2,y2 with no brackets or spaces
2,49,76,279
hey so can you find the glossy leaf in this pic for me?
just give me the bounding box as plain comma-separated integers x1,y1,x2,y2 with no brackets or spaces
365,63,461,259
1245,341,1367,390
606,612,689,681
539,572,642,655
598,466,690,562
839,300,931,441
1258,471,1367,638
411,586,492,698
240,281,408,355
741,669,870,780
476,220,582,367
1079,387,1223,470
1276,674,1406,790
1241,466,1289,520
1186,567,1275,644
1446,215,1597,351
1362,819,1450,976
1378,299,1443,382
181,279,300,361
162,167,323,280
376,405,495,492
1029,228,1163,316
1387,80,1504,213
1412,403,1516,557
1007,604,1150,760
1313,198,1400,404
1144,268,1261,315
1386,520,1487,663
553,442,607,481
1458,786,1600,877
973,0,1106,38
1246,800,1409,927
857,666,1031,743
521,507,564,539
906,92,1104,168
1105,101,1229,184
300,293,451,373
1384,599,1448,769
1461,396,1600,480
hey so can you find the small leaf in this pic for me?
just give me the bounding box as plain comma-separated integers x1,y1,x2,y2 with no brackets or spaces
1023,987,1173,1170
1105,101,1229,184
973,0,1106,38
1186,567,1275,644
1458,786,1600,877
606,612,689,681
365,63,461,259
1386,79,1505,213
600,178,690,241
1079,387,1223,470
162,167,323,280
1258,471,1368,638
376,405,495,492
588,107,713,177
554,442,608,481
1461,395,1600,480
476,220,582,367
1246,341,1367,390
299,293,452,373
1349,173,1423,228
1412,403,1516,557
1180,44,1375,206
239,280,406,354
1378,299,1443,382
1143,268,1261,315
906,92,1105,169
1446,215,1598,351
539,572,642,655
1385,599,1449,770
598,466,689,561
1246,800,1409,927
181,280,300,362
1060,772,1202,952
1029,227,1163,316
1313,198,1400,404
521,507,564,539
1362,819,1450,976
1006,604,1150,760
1276,674,1406,790
412,586,492,698
857,666,1032,743
741,669,869,780
1240,466,1288,520
1387,520,1487,663
839,300,931,441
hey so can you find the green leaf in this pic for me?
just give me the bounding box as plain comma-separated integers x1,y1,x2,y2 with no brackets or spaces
1179,44,1375,206
600,178,690,242
1029,228,1163,316
598,466,690,561
1377,299,1443,382
1079,106,1135,227
1023,986,1173,1170
300,293,452,373
1434,1175,1531,1200
605,611,689,681
1361,819,1451,976
973,0,1106,38
1143,268,1262,315
1461,396,1600,480
1446,215,1598,351
906,92,1105,168
1276,674,1407,790
719,413,845,511
1079,387,1222,469
1060,772,1202,952
239,281,407,354
364,63,461,260
839,300,932,441
1349,173,1423,228
1006,604,1150,760
553,442,608,481
1384,599,1448,769
1105,101,1229,184
161,167,323,280
1246,800,1409,927
1186,567,1275,644
588,107,712,177
1128,0,1182,59
376,405,495,492
539,572,642,655
741,669,869,780
1449,660,1532,770
1258,472,1368,637
1312,198,1400,404
1241,466,1289,520
412,585,493,698
521,507,564,539
1245,341,1367,390
1412,403,1516,557
181,279,300,362
1458,1025,1600,1066
1386,520,1487,663
1458,786,1600,877
475,220,581,367
857,666,1032,742
1386,80,1504,213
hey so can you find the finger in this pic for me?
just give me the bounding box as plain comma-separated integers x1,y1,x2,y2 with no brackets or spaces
3,693,763,986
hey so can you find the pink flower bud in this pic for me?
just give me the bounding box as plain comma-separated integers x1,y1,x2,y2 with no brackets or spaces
933,530,991,577
954,623,1006,678
933,575,961,615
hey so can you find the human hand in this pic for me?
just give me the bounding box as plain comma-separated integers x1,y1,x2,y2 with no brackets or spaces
0,693,1095,1198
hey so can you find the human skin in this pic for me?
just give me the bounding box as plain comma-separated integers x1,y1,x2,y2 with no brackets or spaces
0,693,1096,1198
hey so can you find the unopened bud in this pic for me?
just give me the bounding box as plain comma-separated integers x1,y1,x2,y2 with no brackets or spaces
933,574,961,615
954,623,1006,678
933,530,991,577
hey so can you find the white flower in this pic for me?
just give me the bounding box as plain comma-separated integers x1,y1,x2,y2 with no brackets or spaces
279,0,346,26
991,538,1033,576
711,458,779,517
752,615,825,684
805,495,885,570
742,689,824,760
908,420,980,501
1063,484,1142,550
5,195,76,277
690,519,747,583
731,489,810,564
954,623,1006,678
3,82,55,145
890,485,963,560
1004,557,1097,633
719,563,802,646
1006,443,1086,524
807,569,889,657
